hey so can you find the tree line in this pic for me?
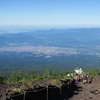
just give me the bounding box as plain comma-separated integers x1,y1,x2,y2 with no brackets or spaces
0,68,100,85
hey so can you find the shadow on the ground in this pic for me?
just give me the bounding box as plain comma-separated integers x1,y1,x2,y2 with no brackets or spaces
61,80,83,100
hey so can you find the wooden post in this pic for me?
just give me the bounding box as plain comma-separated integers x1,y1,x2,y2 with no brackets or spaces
59,87,62,95
46,86,48,100
23,91,26,100
70,81,71,87
68,83,69,88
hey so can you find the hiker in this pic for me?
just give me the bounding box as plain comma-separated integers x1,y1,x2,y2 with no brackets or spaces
82,74,88,84
73,74,79,84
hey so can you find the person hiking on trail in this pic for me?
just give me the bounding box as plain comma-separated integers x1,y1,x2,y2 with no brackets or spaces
73,74,79,84
82,74,88,84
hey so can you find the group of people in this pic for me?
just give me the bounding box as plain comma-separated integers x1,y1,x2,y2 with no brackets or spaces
73,73,92,84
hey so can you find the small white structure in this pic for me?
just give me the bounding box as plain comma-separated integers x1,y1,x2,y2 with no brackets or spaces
74,68,83,75
67,74,70,77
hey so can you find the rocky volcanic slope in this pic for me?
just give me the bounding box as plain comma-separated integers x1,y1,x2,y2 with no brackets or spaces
68,76,100,100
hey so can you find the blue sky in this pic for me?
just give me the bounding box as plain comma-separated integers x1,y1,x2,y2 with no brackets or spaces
0,0,100,27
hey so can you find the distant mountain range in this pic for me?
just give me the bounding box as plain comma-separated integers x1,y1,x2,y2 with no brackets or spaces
0,28,100,47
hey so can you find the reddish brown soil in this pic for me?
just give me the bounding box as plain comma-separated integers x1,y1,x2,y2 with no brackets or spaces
68,76,100,100
0,77,100,100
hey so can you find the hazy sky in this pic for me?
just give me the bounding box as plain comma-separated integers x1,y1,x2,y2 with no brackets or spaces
0,0,100,27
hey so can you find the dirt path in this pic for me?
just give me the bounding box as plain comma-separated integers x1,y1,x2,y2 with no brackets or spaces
68,76,100,100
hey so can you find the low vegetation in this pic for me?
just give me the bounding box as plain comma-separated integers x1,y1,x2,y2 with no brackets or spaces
0,69,69,84
0,68,100,85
